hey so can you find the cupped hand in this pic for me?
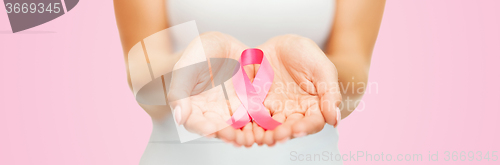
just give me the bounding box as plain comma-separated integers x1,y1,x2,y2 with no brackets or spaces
253,35,342,146
167,32,256,147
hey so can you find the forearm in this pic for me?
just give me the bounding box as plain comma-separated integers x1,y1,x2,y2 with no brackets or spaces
327,53,370,119
114,0,170,90
124,37,180,92
324,0,385,119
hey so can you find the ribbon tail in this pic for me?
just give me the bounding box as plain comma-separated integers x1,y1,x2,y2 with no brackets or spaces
247,104,282,130
254,117,281,130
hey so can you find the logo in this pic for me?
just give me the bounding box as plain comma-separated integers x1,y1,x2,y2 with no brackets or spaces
3,0,79,33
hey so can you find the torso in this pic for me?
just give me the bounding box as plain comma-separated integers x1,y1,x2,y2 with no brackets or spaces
167,0,335,48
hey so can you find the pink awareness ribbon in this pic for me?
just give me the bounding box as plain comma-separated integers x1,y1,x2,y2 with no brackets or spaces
227,48,281,130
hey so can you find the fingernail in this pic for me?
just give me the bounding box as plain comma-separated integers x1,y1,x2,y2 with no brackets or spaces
334,107,341,128
174,106,182,125
293,132,306,138
232,142,241,148
277,137,289,144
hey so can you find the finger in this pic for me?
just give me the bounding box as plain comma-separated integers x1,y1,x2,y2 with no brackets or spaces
218,126,236,143
168,96,192,126
263,128,274,147
318,90,342,127
292,108,326,137
234,129,244,147
204,112,235,142
313,65,342,127
263,113,286,146
274,113,304,143
253,122,265,146
243,122,254,148
183,111,217,136
167,60,206,126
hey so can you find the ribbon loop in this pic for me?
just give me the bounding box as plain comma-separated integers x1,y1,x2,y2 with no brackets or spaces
227,48,281,130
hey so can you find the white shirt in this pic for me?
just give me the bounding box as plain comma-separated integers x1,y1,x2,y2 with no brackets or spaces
168,0,334,48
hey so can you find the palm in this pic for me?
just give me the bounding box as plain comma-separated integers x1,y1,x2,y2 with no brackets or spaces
253,35,342,146
184,73,236,136
266,51,322,117
168,32,251,143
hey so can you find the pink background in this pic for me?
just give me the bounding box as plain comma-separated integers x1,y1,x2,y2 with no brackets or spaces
0,0,499,164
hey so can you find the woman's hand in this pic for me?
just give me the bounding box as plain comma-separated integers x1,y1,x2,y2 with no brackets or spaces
168,33,342,147
167,32,256,146
254,35,342,146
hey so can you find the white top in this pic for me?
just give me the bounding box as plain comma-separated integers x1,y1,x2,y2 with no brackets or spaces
167,0,335,48
140,1,341,164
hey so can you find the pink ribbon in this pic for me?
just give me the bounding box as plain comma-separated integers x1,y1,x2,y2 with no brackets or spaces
227,48,281,130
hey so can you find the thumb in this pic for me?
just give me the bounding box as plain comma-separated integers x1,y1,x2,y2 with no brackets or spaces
167,57,206,126
314,63,343,127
